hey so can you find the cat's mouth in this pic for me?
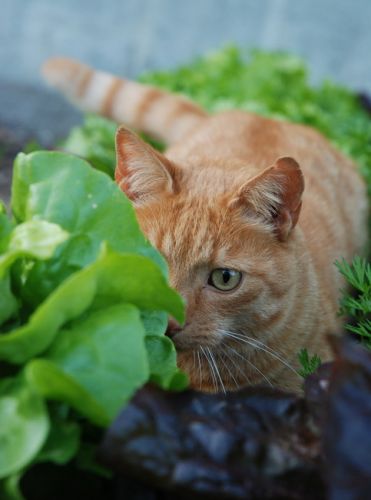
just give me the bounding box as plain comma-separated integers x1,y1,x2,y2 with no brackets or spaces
167,331,192,351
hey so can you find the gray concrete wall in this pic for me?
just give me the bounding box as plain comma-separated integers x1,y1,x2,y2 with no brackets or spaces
2,0,371,87
0,0,370,144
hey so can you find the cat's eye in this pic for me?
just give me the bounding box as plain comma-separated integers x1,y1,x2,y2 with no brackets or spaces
208,268,242,291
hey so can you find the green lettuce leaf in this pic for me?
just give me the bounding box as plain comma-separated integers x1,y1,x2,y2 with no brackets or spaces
0,209,18,325
0,276,18,327
11,151,155,260
25,360,108,427
0,220,69,327
145,335,188,390
0,220,69,277
0,204,13,253
35,417,80,465
11,151,167,307
0,377,49,479
0,245,183,364
26,304,148,426
0,472,25,500
140,310,168,336
61,115,116,176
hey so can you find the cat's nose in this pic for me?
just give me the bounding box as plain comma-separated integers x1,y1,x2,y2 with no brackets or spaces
166,318,182,338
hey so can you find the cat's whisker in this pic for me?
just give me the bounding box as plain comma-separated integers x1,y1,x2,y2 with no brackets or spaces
200,346,218,392
196,349,203,390
231,331,291,361
219,328,287,358
241,334,299,376
206,347,226,394
217,350,240,389
220,346,254,387
224,345,273,387
228,331,298,376
219,329,299,377
203,346,220,393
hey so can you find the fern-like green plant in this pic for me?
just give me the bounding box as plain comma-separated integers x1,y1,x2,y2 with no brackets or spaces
298,348,322,378
336,256,371,348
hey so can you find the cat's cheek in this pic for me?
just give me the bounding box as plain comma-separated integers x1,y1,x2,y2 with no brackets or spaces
202,288,256,320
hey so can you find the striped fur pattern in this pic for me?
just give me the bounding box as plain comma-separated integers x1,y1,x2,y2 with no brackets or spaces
42,58,206,144
43,58,368,392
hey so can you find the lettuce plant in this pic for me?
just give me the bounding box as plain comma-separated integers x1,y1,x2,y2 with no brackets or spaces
0,151,187,495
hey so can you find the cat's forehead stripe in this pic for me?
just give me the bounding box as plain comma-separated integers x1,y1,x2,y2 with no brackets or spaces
144,197,274,269
152,198,227,264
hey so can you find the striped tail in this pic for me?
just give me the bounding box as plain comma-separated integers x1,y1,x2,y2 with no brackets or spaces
42,57,207,144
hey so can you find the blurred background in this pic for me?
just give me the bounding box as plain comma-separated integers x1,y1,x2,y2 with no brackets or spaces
1,0,371,198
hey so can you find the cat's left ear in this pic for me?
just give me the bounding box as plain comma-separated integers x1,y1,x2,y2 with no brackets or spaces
115,126,177,205
232,157,304,241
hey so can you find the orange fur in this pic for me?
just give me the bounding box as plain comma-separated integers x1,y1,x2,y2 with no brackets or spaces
43,58,368,392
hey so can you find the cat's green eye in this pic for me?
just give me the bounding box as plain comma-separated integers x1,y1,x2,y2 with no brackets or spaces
208,268,242,291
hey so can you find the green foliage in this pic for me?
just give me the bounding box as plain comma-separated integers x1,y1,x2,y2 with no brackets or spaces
10,151,167,310
298,349,322,378
140,47,371,188
0,377,49,479
35,415,80,465
62,48,371,190
61,115,117,176
336,257,371,348
0,151,187,491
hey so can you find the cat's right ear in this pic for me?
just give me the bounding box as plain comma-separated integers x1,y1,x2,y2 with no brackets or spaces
231,157,304,241
115,126,177,205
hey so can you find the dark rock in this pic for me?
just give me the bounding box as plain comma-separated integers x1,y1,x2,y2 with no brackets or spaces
323,339,371,500
99,338,371,499
99,386,323,499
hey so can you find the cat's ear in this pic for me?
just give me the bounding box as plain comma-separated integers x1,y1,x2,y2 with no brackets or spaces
115,126,176,205
232,157,304,241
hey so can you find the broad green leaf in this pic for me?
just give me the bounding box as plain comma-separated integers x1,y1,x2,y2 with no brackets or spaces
35,418,80,465
61,114,116,176
0,472,24,500
0,220,69,277
25,360,108,427
7,220,69,259
11,151,166,273
0,208,13,253
27,304,149,426
0,377,49,479
140,310,168,336
85,248,184,319
0,246,183,364
16,234,97,311
145,335,188,390
0,220,68,326
0,276,18,326
0,210,16,324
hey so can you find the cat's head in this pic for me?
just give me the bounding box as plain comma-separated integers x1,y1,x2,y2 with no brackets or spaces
115,127,305,392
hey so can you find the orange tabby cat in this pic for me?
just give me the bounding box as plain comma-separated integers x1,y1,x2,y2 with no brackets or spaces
42,58,368,392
